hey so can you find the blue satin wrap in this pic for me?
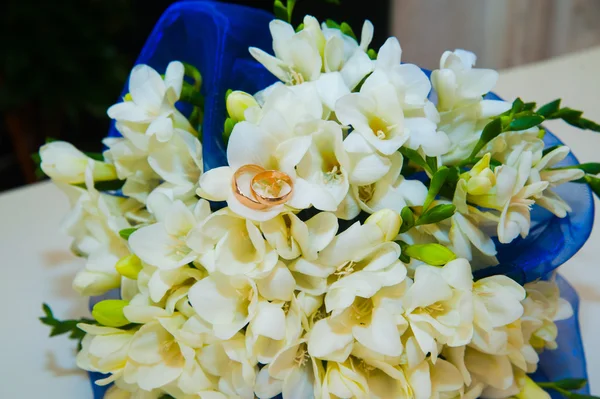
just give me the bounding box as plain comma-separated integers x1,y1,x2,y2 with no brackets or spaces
95,1,592,397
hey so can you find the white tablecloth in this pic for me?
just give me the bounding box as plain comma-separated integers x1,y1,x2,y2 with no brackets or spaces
1,47,600,397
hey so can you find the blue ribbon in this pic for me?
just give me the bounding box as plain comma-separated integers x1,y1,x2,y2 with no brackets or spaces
94,1,592,397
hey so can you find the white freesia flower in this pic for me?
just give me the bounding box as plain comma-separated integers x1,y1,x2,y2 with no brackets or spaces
528,146,584,217
188,273,258,340
403,259,474,358
260,211,338,261
107,61,195,142
129,199,211,270
246,297,303,364
432,49,499,112
186,208,279,278
199,85,351,221
291,120,351,212
59,166,134,296
308,285,408,360
470,275,526,354
522,280,573,351
124,314,215,393
250,16,374,111
458,151,548,244
432,50,510,164
40,141,117,184
362,37,451,157
76,324,136,386
336,80,407,155
338,149,428,219
255,338,324,399
291,221,393,295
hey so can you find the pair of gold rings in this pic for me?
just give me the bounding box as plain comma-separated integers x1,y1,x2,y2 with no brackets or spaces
231,164,293,210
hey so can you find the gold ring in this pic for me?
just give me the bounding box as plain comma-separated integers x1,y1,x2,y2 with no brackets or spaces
231,164,269,210
250,170,294,206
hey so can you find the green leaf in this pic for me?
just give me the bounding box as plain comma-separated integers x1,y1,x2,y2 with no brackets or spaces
537,99,561,117
340,22,357,40
568,163,600,175
423,166,449,211
223,117,235,144
40,303,96,347
426,156,438,174
552,107,583,122
325,19,341,29
85,152,104,161
523,101,537,111
509,114,544,131
73,179,125,192
295,23,304,32
182,62,202,90
273,0,288,21
367,49,377,60
399,206,415,234
397,240,411,263
584,175,600,198
552,379,588,391
568,394,600,399
404,243,457,266
511,98,525,114
568,117,600,132
180,82,205,108
119,227,138,240
416,204,456,226
469,117,503,159
400,147,431,174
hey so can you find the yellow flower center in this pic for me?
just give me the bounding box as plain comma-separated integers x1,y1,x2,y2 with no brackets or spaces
350,297,374,325
294,344,310,367
369,116,396,140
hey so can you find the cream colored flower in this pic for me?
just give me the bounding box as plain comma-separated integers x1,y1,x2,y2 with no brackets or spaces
245,297,303,364
123,314,216,393
260,211,338,261
522,279,573,351
77,324,136,386
107,61,195,142
290,221,398,296
256,338,324,399
186,208,279,278
308,286,408,361
432,49,499,112
528,146,585,217
40,141,117,184
188,273,258,340
403,259,474,358
337,149,428,219
129,199,211,270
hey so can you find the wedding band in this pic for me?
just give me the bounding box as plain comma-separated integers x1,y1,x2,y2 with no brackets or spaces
250,170,294,206
231,164,269,210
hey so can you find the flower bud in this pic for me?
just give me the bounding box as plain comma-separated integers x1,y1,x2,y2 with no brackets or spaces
226,91,258,122
92,300,130,327
467,175,493,195
516,376,551,399
40,141,117,184
115,254,143,280
73,270,120,296
365,209,401,241
404,243,456,266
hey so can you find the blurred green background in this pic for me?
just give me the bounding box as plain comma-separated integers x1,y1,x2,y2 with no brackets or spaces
0,0,389,191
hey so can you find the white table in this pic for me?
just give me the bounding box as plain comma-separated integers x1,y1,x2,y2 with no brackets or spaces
1,47,600,398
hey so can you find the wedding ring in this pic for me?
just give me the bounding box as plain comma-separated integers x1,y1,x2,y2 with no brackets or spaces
231,164,269,210
250,170,294,206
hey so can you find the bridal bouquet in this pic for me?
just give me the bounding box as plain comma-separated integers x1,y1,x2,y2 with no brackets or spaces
38,1,600,398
